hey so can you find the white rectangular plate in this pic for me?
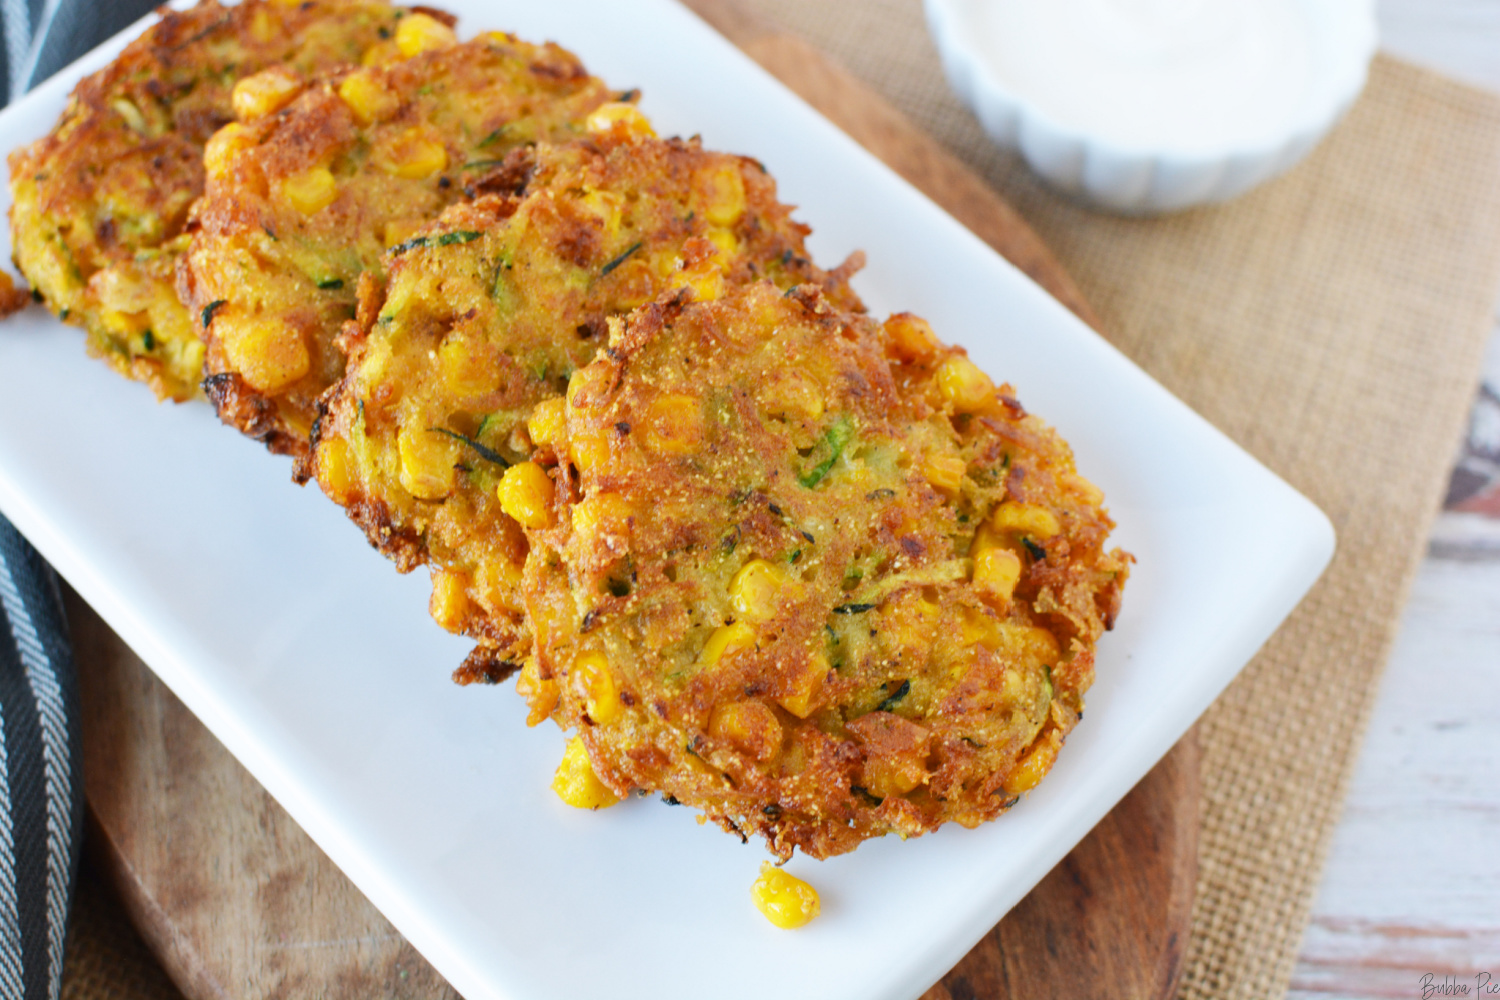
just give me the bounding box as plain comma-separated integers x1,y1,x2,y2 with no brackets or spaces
0,3,1335,999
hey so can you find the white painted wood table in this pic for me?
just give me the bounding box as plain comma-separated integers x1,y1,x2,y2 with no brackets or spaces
1288,5,1500,998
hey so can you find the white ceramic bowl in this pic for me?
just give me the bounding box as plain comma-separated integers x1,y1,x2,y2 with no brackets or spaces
925,0,1378,214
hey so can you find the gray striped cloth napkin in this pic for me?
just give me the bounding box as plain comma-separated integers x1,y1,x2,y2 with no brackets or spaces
0,522,80,1000
2,0,160,997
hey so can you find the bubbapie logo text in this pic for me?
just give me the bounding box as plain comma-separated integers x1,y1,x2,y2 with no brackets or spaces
1420,973,1499,998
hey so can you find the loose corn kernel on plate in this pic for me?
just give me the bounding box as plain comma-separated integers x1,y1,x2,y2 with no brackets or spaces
0,3,1334,1000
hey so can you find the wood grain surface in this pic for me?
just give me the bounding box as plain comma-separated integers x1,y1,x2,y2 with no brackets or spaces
69,3,1198,998
1289,327,1500,1000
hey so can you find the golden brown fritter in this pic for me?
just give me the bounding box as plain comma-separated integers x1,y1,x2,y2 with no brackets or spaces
0,272,29,318
505,283,1129,859
310,133,864,645
181,32,621,460
7,0,413,401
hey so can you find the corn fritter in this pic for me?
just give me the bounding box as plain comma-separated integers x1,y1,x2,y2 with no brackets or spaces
310,132,864,664
181,31,622,460
7,0,414,401
508,282,1128,858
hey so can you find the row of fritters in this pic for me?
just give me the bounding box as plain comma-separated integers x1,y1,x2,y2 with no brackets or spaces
7,0,1130,860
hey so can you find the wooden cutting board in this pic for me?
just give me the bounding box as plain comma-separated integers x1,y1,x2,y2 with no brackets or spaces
69,3,1199,997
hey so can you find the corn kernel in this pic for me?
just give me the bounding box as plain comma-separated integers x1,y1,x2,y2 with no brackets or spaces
672,263,724,303
1003,730,1061,795
316,436,354,501
991,502,1061,540
567,363,611,409
922,452,967,493
360,39,402,67
570,493,631,545
701,622,755,666
395,12,456,57
878,592,940,660
436,337,500,399
916,596,942,622
645,394,704,454
585,101,656,139
471,551,524,618
709,700,783,761
203,123,256,180
863,754,927,798
1016,624,1062,665
552,736,619,809
249,7,276,42
973,546,1022,606
698,164,746,226
1067,472,1105,508
777,653,828,719
382,218,422,248
378,127,448,179
497,462,554,529
428,569,470,633
99,307,142,336
959,607,1002,650
232,66,302,121
729,560,783,620
751,863,819,929
883,313,941,362
337,70,398,125
762,370,823,421
280,166,338,215
569,430,610,473
516,657,559,727
707,227,738,255
935,355,995,412
217,313,309,393
571,651,621,724
397,423,456,500
991,622,1062,667
528,397,569,450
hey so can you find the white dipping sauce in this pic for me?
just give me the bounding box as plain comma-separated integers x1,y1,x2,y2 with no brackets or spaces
967,0,1316,152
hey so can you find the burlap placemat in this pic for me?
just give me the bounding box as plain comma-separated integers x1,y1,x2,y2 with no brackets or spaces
56,7,1500,1000
61,853,183,1000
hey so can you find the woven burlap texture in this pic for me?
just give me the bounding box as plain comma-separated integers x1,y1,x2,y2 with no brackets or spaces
58,10,1500,1000
62,860,185,1000
741,2,1500,998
